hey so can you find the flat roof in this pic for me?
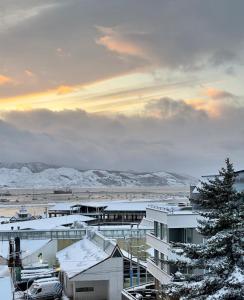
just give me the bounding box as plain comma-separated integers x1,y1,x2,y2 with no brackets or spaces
48,202,77,211
147,204,197,215
0,215,94,231
49,198,188,212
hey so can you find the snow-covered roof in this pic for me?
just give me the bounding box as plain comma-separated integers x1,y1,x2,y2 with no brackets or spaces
56,238,111,278
147,203,183,213
48,202,77,211
0,239,51,259
0,215,94,231
104,201,154,211
0,217,10,223
49,199,189,213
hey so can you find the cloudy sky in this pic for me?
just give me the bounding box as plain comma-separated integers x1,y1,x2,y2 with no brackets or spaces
0,0,244,175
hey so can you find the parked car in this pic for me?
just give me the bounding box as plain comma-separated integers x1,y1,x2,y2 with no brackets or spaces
24,277,62,300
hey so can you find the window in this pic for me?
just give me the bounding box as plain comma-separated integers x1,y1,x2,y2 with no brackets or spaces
160,223,168,241
76,287,94,293
160,253,165,270
154,249,159,265
154,221,158,236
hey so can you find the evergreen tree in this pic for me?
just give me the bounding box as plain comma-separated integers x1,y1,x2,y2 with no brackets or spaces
164,159,244,299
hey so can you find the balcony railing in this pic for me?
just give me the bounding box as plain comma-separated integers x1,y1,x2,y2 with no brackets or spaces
147,257,171,284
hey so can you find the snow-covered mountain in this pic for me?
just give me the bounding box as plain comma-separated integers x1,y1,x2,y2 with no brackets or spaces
0,162,197,188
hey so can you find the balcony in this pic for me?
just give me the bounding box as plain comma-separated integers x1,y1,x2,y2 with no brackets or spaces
146,232,169,256
146,207,168,224
147,258,171,284
121,283,156,300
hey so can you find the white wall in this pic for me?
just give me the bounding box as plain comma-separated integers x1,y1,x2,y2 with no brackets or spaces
146,233,169,256
146,208,168,225
147,258,171,285
73,280,108,300
167,213,200,228
70,256,123,300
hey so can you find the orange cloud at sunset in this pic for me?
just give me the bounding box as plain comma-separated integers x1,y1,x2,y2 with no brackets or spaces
96,27,145,58
56,85,76,95
185,98,221,118
204,87,235,100
0,74,14,85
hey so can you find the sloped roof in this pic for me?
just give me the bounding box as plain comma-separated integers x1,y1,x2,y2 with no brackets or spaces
56,238,116,278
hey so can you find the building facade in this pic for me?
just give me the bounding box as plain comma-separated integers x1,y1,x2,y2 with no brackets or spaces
145,205,202,298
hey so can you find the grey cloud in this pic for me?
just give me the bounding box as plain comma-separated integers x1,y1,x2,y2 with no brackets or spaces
1,101,244,176
144,97,207,119
1,0,244,96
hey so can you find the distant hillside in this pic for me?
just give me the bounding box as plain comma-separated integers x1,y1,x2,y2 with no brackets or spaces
0,162,197,188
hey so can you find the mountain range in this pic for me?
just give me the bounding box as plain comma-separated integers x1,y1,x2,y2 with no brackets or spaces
0,162,197,188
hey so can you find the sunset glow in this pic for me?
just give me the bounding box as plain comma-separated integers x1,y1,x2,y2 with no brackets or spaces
0,0,244,174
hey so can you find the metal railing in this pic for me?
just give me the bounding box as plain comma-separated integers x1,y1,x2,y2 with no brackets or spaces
0,227,152,241
0,229,87,241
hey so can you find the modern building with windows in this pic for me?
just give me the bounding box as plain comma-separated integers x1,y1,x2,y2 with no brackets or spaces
145,204,202,298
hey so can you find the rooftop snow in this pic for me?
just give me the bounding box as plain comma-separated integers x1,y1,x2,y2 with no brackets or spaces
0,217,10,223
48,202,77,211
0,215,94,231
56,238,110,278
103,200,184,211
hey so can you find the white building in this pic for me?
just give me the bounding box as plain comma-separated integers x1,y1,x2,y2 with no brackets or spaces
145,205,203,295
57,231,124,300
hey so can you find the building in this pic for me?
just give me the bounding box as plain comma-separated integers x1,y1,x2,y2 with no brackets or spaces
49,200,188,225
145,204,202,298
102,202,150,224
48,202,106,218
190,169,244,202
57,231,124,300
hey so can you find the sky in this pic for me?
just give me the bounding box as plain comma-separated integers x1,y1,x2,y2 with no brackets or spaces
0,0,244,176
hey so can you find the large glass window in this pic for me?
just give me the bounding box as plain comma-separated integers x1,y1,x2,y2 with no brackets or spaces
154,221,168,241
154,249,159,265
169,228,199,243
160,252,165,270
154,221,161,238
160,223,168,241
